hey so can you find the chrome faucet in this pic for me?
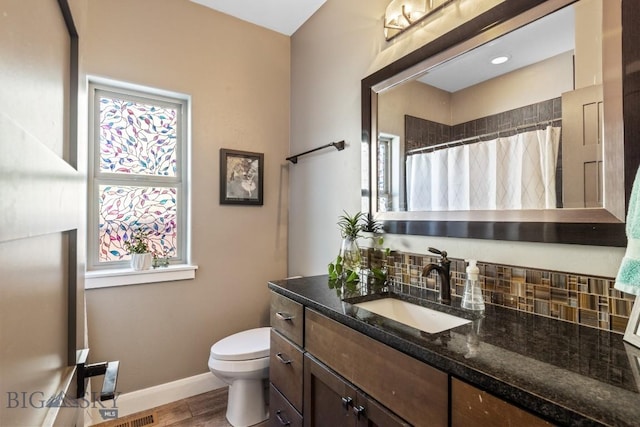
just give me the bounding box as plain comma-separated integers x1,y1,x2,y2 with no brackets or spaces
422,247,451,304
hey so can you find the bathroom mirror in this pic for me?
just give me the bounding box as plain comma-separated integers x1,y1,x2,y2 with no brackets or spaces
362,0,638,246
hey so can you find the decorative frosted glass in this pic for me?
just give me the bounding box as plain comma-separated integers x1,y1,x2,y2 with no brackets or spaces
99,96,177,176
98,185,178,262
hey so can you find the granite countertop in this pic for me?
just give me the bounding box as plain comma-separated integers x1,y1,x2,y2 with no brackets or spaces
268,275,640,427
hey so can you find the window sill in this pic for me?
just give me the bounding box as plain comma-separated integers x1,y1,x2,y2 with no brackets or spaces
85,264,198,289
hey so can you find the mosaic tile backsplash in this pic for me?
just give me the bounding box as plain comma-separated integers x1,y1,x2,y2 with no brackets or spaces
363,249,635,334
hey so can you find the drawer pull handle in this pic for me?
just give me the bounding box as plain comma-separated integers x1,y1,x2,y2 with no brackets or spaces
276,312,294,321
341,396,353,410
353,405,366,419
275,410,291,426
276,352,292,364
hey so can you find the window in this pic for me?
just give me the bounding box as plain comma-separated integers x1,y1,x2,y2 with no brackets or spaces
87,80,190,274
376,133,401,212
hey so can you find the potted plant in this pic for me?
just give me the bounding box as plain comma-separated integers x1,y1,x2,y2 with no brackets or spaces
360,213,390,292
328,211,365,296
337,210,365,270
123,228,152,271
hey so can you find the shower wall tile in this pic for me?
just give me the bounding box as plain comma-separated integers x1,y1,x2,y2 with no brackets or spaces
407,98,562,153
364,248,635,334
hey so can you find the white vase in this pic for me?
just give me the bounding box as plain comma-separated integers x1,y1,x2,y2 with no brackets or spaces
131,253,152,271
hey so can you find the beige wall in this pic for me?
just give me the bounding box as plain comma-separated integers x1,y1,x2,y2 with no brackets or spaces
452,51,574,123
289,0,624,279
574,0,603,88
82,0,289,392
378,50,574,133
379,80,451,134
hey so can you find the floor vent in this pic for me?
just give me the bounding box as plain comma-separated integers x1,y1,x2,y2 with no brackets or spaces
129,414,155,427
104,412,156,427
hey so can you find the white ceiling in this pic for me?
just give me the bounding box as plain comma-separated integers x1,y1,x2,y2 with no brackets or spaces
419,5,575,92
190,0,327,36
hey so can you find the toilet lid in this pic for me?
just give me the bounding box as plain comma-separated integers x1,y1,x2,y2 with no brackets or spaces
210,327,271,361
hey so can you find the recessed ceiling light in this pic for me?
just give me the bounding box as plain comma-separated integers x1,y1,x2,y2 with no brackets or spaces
491,55,510,65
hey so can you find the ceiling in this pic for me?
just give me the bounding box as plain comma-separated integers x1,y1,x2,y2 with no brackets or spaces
190,0,327,36
418,5,575,92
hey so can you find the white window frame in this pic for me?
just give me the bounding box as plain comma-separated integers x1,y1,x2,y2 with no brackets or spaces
85,78,196,288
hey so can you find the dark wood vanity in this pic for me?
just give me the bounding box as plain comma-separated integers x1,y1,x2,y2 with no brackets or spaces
266,276,625,426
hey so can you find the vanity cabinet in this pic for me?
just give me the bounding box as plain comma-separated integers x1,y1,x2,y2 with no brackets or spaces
304,353,409,426
304,308,448,426
270,292,305,426
451,378,552,427
269,290,549,426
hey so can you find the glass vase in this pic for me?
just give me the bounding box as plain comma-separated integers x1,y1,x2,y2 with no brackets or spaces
339,238,362,273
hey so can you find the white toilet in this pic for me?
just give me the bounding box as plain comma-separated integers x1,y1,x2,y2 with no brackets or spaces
208,327,271,427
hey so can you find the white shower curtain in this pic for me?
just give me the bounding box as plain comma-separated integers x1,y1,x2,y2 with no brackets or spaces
406,126,561,211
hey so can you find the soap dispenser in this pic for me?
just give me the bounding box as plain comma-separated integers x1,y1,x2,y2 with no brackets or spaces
461,260,485,312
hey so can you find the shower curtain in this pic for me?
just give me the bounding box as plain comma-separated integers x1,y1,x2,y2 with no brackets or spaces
406,126,561,211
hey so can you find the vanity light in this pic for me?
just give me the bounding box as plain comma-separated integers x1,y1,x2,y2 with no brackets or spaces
490,55,511,65
384,0,454,41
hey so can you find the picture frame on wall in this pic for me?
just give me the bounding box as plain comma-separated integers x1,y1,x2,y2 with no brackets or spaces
220,148,264,206
624,295,640,349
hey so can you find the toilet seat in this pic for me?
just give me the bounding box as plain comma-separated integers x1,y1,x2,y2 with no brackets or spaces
210,327,270,361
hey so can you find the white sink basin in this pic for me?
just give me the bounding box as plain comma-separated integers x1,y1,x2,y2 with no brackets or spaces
354,298,471,334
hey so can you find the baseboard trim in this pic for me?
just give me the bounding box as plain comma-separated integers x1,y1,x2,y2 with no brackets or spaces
86,373,225,425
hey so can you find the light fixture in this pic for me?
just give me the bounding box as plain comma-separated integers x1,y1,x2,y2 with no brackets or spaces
490,55,511,65
384,0,454,41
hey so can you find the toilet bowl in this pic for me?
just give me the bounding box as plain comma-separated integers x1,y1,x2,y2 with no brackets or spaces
208,327,270,427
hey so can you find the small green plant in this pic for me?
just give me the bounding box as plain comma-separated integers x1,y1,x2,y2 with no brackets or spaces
328,255,360,297
362,212,384,247
328,211,388,297
328,255,359,283
366,247,391,292
337,211,365,240
152,249,171,268
362,212,383,234
123,229,150,254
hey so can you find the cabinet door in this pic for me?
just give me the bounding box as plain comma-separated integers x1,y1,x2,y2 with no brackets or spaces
451,378,552,427
304,353,358,427
305,309,448,426
354,390,411,427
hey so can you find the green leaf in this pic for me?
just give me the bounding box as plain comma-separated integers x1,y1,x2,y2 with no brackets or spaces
346,270,359,283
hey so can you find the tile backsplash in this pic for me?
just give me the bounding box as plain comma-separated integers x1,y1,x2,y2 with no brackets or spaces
364,249,635,334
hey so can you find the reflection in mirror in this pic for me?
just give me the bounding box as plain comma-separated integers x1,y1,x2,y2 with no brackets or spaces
368,0,625,231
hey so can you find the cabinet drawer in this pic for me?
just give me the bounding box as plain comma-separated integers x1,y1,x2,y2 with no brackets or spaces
270,329,304,413
451,378,552,427
270,291,304,347
305,308,448,427
269,384,303,427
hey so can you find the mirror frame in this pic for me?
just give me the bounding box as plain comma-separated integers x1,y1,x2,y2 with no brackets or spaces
362,0,640,247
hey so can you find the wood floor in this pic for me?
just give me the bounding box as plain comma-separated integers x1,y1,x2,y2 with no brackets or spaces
91,387,269,427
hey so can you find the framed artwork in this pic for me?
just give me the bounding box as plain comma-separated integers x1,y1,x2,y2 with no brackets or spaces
220,148,264,205
624,295,640,348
